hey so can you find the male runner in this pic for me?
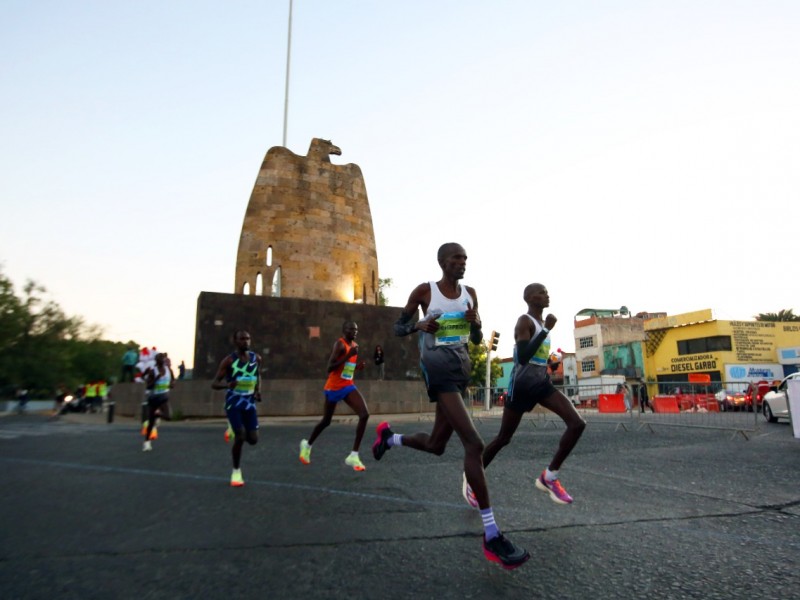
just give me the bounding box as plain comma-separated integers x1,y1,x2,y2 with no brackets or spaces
464,283,586,507
142,353,174,451
211,331,262,487
299,321,369,472
371,242,529,570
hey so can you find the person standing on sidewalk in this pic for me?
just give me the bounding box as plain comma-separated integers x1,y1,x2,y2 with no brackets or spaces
465,283,586,508
142,353,175,451
299,321,370,472
371,242,529,570
211,331,262,487
637,380,653,412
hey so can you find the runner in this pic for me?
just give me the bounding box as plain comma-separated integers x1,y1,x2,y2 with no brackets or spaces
464,283,586,507
371,242,529,570
142,353,175,451
299,321,369,472
211,331,262,487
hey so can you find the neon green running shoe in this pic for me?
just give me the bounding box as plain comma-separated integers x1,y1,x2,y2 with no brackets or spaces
345,453,366,472
230,468,244,487
299,439,312,465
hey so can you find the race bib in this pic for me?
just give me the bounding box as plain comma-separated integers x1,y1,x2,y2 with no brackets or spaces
434,312,470,346
234,375,257,394
341,360,356,381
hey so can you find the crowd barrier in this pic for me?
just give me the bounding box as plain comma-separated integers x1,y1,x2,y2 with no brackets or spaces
468,380,764,438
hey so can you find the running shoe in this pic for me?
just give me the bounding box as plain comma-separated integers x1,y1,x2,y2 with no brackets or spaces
299,439,312,465
462,473,479,508
230,469,244,487
345,454,366,472
149,427,158,441
142,440,152,452
140,420,149,436
372,421,393,461
535,470,573,504
483,534,530,570
224,424,234,443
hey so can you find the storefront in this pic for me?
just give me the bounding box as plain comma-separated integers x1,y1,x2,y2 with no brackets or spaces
643,311,800,392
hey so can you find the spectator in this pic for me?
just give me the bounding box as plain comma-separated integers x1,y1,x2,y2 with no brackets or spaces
374,345,385,380
638,380,652,412
121,347,139,382
617,382,632,412
178,360,186,380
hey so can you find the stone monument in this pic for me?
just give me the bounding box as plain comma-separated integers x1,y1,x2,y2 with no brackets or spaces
234,138,380,305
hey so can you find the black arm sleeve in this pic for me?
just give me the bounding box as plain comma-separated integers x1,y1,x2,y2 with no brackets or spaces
394,312,418,337
516,329,549,365
469,322,483,345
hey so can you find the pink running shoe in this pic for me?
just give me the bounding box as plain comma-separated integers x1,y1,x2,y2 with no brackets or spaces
535,470,573,504
372,421,393,461
462,473,479,508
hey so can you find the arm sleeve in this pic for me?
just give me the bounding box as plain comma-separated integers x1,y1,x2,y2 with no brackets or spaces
515,329,549,365
394,312,418,337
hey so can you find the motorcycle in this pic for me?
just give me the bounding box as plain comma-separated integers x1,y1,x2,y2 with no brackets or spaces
58,393,91,414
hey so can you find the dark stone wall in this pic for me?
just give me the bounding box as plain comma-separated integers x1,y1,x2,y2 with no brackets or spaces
193,292,420,382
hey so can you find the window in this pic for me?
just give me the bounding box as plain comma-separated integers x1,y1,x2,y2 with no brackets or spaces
255,272,263,296
266,245,273,267
581,360,596,373
677,335,732,355
271,267,282,297
579,336,594,349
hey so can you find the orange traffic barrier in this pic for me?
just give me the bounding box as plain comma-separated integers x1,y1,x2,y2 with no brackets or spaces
653,396,680,413
598,393,627,413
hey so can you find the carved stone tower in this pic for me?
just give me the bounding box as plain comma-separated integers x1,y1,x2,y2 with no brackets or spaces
234,138,380,305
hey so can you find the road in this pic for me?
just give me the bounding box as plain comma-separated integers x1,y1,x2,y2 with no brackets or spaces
1,411,798,599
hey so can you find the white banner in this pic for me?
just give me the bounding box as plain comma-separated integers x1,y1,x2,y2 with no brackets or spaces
724,363,784,383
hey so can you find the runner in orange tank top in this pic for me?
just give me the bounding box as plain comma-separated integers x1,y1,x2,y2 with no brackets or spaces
299,321,370,471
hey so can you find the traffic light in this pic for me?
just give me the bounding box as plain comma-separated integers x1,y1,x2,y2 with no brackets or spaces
489,330,500,352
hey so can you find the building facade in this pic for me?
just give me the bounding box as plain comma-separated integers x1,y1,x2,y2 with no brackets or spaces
643,309,800,392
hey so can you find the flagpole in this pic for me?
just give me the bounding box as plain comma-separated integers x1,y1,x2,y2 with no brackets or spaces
282,0,293,147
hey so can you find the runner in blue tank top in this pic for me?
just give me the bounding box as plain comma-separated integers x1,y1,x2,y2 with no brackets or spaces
476,283,586,506
371,242,529,570
211,330,262,487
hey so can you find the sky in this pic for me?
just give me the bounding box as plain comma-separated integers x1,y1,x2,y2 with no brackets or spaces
2,1,799,369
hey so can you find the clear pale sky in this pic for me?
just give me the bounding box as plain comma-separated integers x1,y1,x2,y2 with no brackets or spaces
2,1,798,369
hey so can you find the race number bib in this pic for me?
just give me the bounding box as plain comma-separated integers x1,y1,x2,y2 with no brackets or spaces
434,312,470,346
341,360,356,381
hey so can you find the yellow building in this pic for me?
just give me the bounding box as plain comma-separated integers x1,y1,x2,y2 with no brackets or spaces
643,309,800,392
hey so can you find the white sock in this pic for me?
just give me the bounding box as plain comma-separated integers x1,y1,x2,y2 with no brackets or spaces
545,468,558,482
349,451,359,457
389,433,403,447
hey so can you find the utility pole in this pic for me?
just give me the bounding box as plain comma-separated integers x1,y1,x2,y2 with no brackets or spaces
484,331,499,411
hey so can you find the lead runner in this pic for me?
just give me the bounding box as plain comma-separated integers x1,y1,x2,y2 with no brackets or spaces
371,242,529,570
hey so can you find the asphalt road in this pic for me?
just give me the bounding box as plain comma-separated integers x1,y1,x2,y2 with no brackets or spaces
1,411,798,600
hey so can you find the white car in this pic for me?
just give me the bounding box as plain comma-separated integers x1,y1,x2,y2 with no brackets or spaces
762,372,800,423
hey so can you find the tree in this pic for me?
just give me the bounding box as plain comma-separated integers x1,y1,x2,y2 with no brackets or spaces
378,277,393,306
0,268,138,397
754,309,800,322
468,341,503,388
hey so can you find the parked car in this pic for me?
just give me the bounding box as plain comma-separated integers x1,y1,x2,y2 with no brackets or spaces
715,389,746,411
743,380,772,412
762,373,800,423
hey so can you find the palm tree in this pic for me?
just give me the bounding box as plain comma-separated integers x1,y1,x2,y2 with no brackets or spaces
754,309,800,322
